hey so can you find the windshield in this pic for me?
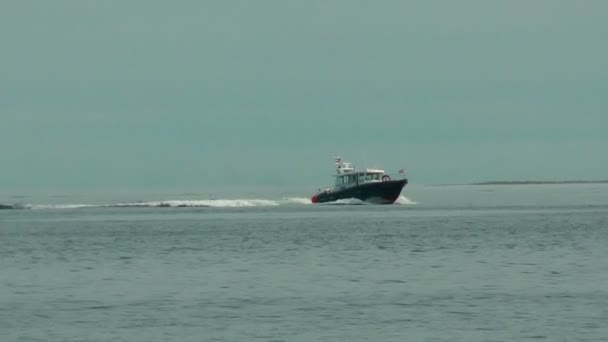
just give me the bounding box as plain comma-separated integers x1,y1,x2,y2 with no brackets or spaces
364,173,381,181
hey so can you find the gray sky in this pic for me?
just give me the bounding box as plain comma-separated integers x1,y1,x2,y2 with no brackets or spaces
1,1,607,191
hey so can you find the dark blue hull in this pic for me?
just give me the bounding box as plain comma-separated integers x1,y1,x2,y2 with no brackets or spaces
312,179,408,204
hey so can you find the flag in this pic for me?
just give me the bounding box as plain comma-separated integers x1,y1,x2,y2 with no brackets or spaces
398,169,405,174
335,157,341,165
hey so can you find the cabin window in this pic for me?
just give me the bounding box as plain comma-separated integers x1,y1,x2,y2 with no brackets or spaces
342,175,356,184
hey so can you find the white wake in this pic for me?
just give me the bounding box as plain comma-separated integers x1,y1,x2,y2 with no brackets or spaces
6,195,417,210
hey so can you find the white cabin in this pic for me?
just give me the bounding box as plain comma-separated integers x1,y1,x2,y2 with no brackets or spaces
334,161,387,190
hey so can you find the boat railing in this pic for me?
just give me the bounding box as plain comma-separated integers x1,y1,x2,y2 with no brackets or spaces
357,172,407,183
383,172,408,180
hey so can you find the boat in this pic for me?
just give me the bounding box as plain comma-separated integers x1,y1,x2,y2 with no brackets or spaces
311,158,408,204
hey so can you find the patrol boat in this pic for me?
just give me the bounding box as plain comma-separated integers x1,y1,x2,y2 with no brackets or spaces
311,158,408,204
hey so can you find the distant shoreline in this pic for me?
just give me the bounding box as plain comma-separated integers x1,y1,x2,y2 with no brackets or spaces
428,180,608,186
471,180,608,185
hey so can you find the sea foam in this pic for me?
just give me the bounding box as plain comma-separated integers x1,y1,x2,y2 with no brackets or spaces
2,195,417,210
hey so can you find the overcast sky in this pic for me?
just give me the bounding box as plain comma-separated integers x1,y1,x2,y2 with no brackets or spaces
1,0,606,191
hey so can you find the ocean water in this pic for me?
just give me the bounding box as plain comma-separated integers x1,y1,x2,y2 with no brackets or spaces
1,185,608,341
